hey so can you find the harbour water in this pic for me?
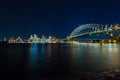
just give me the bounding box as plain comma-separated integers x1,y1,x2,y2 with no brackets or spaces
0,43,120,79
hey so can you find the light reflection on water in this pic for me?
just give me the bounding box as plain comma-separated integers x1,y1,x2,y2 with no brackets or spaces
27,43,120,72
65,43,120,72
29,43,38,68
1,43,120,79
46,43,52,59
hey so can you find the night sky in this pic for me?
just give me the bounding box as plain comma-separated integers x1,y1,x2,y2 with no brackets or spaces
0,0,120,39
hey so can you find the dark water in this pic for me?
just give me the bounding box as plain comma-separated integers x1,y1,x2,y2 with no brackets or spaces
0,43,120,80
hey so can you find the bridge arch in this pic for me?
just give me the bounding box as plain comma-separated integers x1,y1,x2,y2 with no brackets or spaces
70,24,104,37
67,23,120,40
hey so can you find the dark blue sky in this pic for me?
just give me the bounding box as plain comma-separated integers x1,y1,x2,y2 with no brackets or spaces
0,0,120,39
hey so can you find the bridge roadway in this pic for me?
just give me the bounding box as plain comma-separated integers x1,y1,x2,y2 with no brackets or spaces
67,28,120,40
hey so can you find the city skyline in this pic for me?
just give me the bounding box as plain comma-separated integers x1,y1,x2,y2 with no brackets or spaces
1,23,120,40
1,23,120,44
1,0,120,39
1,1,120,80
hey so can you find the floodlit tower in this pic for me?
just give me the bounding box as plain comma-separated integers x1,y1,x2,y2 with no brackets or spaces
33,34,39,42
105,24,108,31
29,35,34,43
30,35,33,39
34,34,37,39
41,35,46,43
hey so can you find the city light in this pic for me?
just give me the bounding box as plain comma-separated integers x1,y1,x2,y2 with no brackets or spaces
0,24,120,44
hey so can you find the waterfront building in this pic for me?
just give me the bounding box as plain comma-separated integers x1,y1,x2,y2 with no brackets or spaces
29,34,39,43
41,35,46,43
15,37,24,43
8,37,16,43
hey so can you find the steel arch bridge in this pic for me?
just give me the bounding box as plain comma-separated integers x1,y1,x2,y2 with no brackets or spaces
67,24,120,40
